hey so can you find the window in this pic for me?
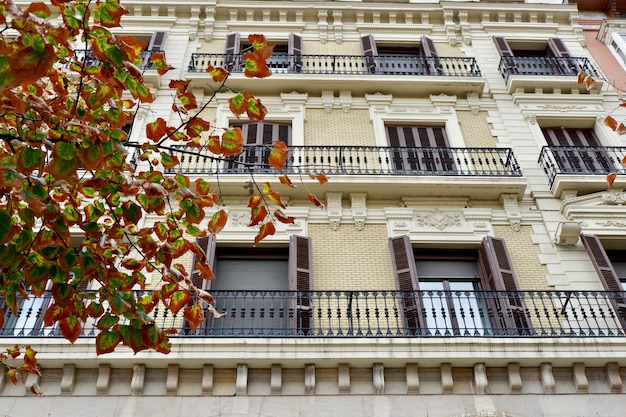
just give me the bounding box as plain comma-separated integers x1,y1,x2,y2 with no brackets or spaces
389,235,531,336
385,125,455,173
185,235,312,336
493,37,578,75
581,234,626,331
225,33,302,73
608,32,626,71
225,121,291,172
361,35,441,75
542,127,613,173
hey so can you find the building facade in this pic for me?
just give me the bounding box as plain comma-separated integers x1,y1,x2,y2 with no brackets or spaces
2,0,626,416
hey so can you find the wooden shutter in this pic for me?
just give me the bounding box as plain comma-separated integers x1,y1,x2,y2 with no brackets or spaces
224,33,241,70
493,36,513,56
420,35,442,75
388,235,425,334
147,31,167,52
183,235,216,334
289,33,303,73
581,234,626,331
289,235,313,335
478,236,531,335
546,38,571,57
360,34,378,74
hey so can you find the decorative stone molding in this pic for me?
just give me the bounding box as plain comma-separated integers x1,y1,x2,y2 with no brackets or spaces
444,10,457,45
606,362,622,393
540,363,555,394
236,364,248,396
60,364,76,395
131,364,145,395
339,90,352,113
351,193,367,231
202,364,213,395
373,363,385,395
601,190,626,205
321,90,334,113
202,7,215,40
318,10,328,44
415,209,462,231
326,192,343,231
338,363,350,394
333,11,343,44
166,364,179,395
474,363,487,395
573,363,588,392
96,364,111,394
501,194,521,231
507,363,522,393
441,363,453,394
406,363,419,394
271,364,282,395
467,92,480,115
305,364,315,394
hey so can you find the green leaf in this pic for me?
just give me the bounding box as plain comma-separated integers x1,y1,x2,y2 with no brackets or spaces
97,313,119,330
96,330,121,355
0,209,12,245
14,228,33,252
56,142,76,160
123,201,142,224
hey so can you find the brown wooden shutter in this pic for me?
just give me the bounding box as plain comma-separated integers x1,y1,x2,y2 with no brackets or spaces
420,35,442,75
388,235,425,334
360,34,378,74
581,234,626,331
224,33,241,70
493,36,513,56
183,235,216,334
546,37,571,57
478,236,532,335
288,33,303,73
289,235,313,335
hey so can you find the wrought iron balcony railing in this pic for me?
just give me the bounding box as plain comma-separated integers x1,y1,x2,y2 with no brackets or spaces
163,145,522,177
2,290,624,338
189,53,481,77
498,56,600,83
63,49,165,71
538,146,626,186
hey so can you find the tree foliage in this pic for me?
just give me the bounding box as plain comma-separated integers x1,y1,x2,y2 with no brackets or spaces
0,0,317,384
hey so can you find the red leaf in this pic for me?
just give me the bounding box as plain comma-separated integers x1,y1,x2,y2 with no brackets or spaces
229,92,248,118
269,141,289,170
249,205,268,227
279,175,296,188
221,128,244,156
59,316,82,344
274,209,296,224
146,118,167,141
248,195,263,209
577,71,585,84
178,91,197,110
8,44,56,87
195,260,215,281
207,209,228,235
169,79,190,94
30,382,44,397
262,182,286,209
607,172,617,188
254,222,276,246
309,173,329,184
245,95,267,121
206,65,229,82
183,302,205,331
308,193,326,209
168,290,191,315
617,123,626,136
243,52,272,78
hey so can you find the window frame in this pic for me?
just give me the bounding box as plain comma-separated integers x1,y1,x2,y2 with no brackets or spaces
608,31,626,72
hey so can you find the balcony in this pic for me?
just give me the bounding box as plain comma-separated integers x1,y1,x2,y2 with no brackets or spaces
155,145,526,199
2,290,624,339
538,145,626,195
186,53,485,97
498,56,602,93
66,49,165,85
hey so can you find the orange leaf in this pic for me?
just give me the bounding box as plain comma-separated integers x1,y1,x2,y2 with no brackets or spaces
584,75,596,90
196,288,215,304
249,205,268,227
308,193,326,209
6,368,18,385
169,79,190,94
605,115,618,131
577,71,585,84
617,123,626,136
207,135,221,154
248,195,263,209
206,65,229,82
262,182,286,209
207,209,227,235
221,128,244,156
168,290,191,315
146,118,167,141
183,302,205,331
59,316,83,344
8,44,56,87
268,141,289,170
309,173,329,184
254,221,276,246
274,209,296,224
621,155,626,168
279,175,295,188
195,260,215,281
607,172,617,188
243,51,271,78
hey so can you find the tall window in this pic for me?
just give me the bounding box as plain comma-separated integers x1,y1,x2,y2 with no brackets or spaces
226,122,292,172
360,35,441,75
493,37,577,75
225,33,302,73
385,125,455,173
185,235,312,336
581,234,626,331
608,33,626,71
389,235,531,336
542,127,613,173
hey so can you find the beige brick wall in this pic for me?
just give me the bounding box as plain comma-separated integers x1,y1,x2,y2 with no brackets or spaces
493,225,550,291
304,40,362,55
457,111,497,148
309,224,396,290
434,42,464,57
305,109,375,147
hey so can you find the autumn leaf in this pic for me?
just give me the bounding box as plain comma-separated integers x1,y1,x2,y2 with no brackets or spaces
150,52,174,75
248,195,263,209
178,91,197,110
607,172,617,188
616,123,626,135
254,222,276,246
195,260,215,281
183,302,205,331
29,382,44,397
243,51,271,78
246,95,267,121
8,44,56,87
221,128,244,156
274,209,296,224
207,209,228,235
249,205,268,227
206,65,229,82
577,71,586,84
268,141,289,170
96,330,121,355
169,290,191,315
622,155,626,168
229,92,248,117
308,193,326,209
169,79,190,94
262,182,286,209
309,173,329,184
146,118,168,141
584,75,596,90
207,305,228,319
279,175,295,188
59,316,83,343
